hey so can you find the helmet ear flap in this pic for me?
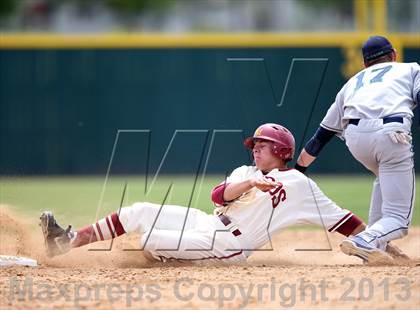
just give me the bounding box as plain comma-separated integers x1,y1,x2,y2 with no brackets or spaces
271,143,279,156
272,143,293,160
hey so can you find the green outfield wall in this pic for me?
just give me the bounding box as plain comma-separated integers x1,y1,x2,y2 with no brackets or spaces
0,42,419,175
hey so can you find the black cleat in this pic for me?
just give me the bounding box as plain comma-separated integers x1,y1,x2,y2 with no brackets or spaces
40,211,73,257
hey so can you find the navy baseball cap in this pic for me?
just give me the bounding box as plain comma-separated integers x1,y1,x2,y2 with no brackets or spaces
362,36,394,61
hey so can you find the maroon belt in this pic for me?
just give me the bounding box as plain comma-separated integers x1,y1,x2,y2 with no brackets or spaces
218,214,242,237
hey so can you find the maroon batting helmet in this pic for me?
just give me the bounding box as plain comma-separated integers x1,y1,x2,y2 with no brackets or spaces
244,123,295,161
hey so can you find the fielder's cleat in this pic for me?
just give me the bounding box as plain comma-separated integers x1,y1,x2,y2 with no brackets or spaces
340,236,394,265
40,211,73,257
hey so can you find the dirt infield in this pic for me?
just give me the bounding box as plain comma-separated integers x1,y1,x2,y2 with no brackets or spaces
1,206,419,309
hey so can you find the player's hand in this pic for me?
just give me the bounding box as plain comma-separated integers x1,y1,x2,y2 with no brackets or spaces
250,177,280,192
388,131,412,145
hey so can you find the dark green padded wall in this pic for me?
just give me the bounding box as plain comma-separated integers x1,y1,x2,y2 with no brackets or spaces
0,47,418,175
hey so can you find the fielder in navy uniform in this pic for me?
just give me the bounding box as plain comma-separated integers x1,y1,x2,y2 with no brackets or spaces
295,36,418,263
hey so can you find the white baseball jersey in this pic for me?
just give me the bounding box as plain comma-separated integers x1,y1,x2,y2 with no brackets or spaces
214,166,353,250
116,166,356,262
321,62,420,133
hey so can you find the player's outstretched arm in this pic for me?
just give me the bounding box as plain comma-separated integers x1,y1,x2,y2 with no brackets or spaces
295,126,337,173
295,149,317,173
223,177,279,201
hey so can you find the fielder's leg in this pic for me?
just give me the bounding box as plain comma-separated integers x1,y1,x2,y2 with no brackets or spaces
368,177,383,226
340,124,394,263
357,167,415,249
368,177,410,260
355,130,415,250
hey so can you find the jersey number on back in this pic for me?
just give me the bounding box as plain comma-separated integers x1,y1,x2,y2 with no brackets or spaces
354,65,393,93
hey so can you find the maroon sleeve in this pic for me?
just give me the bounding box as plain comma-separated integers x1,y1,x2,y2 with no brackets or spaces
211,183,230,206
328,213,363,237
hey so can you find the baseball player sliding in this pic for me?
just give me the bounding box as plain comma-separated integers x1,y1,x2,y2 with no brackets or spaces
295,36,418,263
40,123,404,264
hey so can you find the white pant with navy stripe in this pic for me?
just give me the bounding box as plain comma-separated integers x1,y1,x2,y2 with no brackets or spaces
344,118,415,250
